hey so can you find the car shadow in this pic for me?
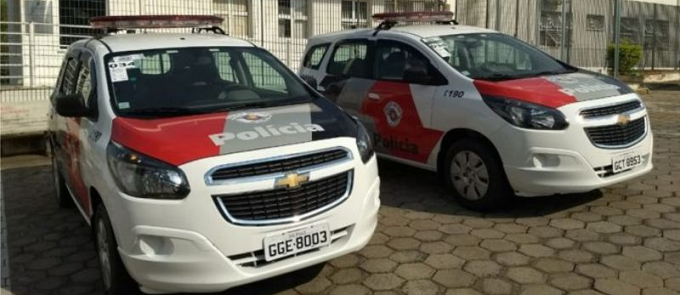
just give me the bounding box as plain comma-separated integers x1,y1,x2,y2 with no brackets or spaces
376,158,604,219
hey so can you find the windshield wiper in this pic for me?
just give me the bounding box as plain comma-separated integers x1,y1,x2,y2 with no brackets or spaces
475,73,519,81
122,107,208,117
212,98,314,112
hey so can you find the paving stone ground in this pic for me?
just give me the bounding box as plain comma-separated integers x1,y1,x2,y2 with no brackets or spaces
1,88,679,295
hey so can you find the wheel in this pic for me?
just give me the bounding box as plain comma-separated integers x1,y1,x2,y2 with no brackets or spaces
93,204,139,295
444,138,512,211
52,154,72,208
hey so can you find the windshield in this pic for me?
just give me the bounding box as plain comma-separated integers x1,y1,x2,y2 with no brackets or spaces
422,33,575,81
106,47,313,117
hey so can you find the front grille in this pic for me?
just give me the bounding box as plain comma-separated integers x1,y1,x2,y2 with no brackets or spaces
580,100,642,118
215,171,352,224
584,117,646,148
210,149,349,182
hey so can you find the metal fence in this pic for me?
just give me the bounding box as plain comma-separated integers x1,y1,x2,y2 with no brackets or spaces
455,0,680,75
0,0,443,104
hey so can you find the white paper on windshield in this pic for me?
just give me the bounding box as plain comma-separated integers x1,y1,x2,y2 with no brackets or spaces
110,67,128,82
422,37,451,58
112,54,144,63
118,102,130,109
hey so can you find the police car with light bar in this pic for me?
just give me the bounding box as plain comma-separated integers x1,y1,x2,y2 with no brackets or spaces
299,11,653,210
48,15,379,294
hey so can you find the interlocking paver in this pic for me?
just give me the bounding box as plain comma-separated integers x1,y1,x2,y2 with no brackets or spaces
3,90,679,295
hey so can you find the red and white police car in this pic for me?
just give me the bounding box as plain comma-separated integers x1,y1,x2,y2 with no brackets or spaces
299,11,653,210
49,15,379,294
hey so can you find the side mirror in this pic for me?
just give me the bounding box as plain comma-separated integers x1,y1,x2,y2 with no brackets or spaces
55,94,94,117
300,75,318,90
403,67,433,85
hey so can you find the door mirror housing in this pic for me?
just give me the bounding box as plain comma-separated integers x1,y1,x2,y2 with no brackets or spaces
403,67,433,85
55,94,94,118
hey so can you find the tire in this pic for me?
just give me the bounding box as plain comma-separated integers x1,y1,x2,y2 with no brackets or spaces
93,204,139,295
444,138,513,211
51,154,72,208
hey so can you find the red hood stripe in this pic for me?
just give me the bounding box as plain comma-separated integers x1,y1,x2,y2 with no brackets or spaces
111,113,228,166
474,78,576,109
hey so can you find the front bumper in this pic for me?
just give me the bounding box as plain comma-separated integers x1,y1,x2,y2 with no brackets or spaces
491,94,654,197
105,138,380,293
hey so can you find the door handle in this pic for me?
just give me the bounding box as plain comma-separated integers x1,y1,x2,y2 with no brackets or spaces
368,93,380,101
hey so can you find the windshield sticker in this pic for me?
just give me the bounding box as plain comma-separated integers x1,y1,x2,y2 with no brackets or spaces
422,37,451,58
118,102,130,109
109,67,128,82
112,54,143,63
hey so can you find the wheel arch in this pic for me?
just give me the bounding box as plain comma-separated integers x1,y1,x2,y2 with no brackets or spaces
436,128,504,175
90,186,103,224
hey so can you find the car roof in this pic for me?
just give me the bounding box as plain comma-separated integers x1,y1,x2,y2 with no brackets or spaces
308,24,498,44
96,33,255,52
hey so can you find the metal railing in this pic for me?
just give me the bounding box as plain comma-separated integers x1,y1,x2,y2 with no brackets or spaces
455,0,680,76
1,0,443,104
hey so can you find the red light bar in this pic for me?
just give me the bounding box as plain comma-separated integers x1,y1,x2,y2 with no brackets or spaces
372,11,454,22
90,15,224,30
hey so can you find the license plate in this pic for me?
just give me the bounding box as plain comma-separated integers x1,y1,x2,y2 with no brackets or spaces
263,223,330,261
612,151,642,174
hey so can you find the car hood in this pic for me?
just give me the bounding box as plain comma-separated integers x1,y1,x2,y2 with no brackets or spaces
473,71,634,108
111,98,357,166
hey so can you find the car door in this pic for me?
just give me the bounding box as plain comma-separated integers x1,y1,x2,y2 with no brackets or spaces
299,43,331,91
53,50,98,214
360,39,446,164
318,39,372,105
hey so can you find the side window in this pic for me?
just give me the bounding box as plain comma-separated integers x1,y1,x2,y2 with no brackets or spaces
303,43,329,70
60,57,80,95
327,40,368,78
242,51,287,93
374,41,432,82
75,54,97,114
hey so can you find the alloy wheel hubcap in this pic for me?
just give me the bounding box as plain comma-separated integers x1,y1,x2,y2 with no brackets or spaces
97,219,112,290
450,150,490,200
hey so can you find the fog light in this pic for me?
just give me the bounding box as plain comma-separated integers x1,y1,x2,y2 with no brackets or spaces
139,235,173,256
532,154,561,168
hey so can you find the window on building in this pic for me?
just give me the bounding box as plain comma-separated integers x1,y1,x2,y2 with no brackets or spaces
621,17,641,44
384,0,437,12
341,0,368,30
643,19,670,50
278,0,308,38
539,11,572,47
59,0,105,46
586,14,604,32
214,0,250,37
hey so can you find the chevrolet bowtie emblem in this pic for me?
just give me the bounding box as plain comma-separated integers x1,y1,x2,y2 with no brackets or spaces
616,114,630,126
275,172,310,189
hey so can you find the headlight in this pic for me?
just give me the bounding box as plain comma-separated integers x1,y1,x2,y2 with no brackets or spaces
107,142,190,199
356,121,374,163
482,96,569,130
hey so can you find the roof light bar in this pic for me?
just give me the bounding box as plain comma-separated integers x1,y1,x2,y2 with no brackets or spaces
372,11,454,22
90,15,224,30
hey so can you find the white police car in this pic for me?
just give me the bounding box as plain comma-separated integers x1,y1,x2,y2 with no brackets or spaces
300,11,652,210
49,15,379,294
